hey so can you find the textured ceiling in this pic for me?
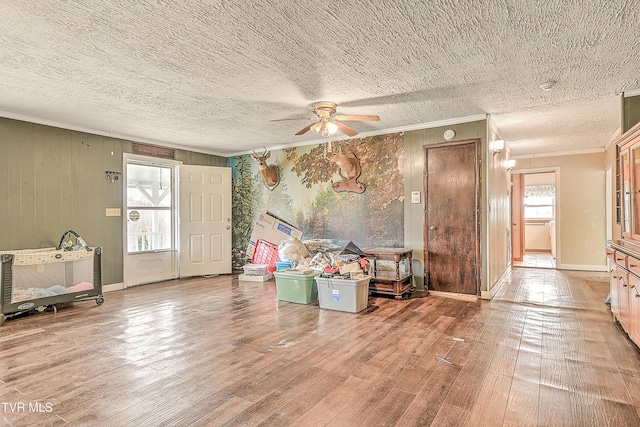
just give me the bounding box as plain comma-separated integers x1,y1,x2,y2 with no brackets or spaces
1,1,639,156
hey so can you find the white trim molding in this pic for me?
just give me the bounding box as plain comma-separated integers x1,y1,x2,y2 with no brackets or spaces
556,264,607,272
511,147,605,160
102,282,124,293
624,89,640,98
481,266,512,300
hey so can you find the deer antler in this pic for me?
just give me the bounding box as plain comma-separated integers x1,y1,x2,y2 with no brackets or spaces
252,147,269,158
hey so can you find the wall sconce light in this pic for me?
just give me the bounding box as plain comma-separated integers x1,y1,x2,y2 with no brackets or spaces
506,159,516,171
493,139,505,156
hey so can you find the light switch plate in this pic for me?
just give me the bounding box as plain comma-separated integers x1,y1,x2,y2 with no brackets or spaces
411,191,421,204
106,208,121,217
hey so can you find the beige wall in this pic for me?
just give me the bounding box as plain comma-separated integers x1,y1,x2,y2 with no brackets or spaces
0,117,226,285
512,152,606,270
525,172,555,185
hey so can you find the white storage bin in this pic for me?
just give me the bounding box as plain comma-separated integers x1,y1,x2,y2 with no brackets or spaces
315,276,370,313
242,263,269,276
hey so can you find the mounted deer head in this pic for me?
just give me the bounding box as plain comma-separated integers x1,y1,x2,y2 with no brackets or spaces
251,147,280,191
325,141,366,194
326,145,359,180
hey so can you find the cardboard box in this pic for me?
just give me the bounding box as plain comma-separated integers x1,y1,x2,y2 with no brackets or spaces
246,211,303,257
339,262,361,275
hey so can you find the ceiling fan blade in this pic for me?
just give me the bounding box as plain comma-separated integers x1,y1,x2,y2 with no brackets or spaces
295,123,315,135
270,117,312,122
334,114,380,122
333,120,358,137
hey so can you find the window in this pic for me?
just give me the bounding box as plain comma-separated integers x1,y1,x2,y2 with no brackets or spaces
126,163,173,253
524,185,555,219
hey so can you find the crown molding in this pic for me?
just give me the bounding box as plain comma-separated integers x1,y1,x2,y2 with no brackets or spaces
511,147,605,159
0,110,227,157
624,88,640,98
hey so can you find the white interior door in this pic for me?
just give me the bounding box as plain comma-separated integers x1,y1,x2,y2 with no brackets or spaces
124,157,179,287
179,165,231,277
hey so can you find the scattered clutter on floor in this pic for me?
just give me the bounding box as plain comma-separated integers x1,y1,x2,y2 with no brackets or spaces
240,212,413,311
245,211,303,260
240,212,371,281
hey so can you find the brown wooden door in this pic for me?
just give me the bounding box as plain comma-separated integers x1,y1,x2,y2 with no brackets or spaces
425,141,479,295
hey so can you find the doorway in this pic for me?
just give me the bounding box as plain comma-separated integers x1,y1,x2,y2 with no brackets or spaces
511,171,557,269
124,156,179,286
424,140,480,295
123,155,232,287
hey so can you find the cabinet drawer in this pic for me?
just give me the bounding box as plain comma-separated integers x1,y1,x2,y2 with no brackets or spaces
630,256,640,277
607,248,615,262
615,253,628,269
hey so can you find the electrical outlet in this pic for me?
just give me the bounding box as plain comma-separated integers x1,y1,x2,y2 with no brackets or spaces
106,208,121,217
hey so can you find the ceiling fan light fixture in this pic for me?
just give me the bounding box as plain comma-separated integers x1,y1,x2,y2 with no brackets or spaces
310,122,322,134
278,101,379,137
326,121,338,135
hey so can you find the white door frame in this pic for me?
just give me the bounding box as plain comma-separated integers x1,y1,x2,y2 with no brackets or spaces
512,167,560,266
123,154,181,288
179,165,232,277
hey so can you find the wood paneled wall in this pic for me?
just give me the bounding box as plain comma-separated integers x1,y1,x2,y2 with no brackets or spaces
403,120,489,292
624,95,640,133
0,117,225,285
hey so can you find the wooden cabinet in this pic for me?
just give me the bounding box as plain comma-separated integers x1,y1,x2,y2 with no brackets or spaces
606,240,640,348
629,274,640,346
364,248,413,300
621,149,632,237
616,121,640,239
619,269,630,331
607,122,640,348
633,145,640,240
609,259,620,317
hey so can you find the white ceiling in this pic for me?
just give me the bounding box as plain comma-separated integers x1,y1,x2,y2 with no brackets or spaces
1,1,639,157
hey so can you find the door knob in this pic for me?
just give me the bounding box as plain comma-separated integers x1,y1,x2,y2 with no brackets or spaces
429,225,437,231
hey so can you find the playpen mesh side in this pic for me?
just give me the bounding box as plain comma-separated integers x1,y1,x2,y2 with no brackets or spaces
1,256,12,308
9,256,95,303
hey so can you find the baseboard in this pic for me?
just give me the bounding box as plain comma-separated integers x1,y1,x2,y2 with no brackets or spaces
428,290,477,301
480,266,512,300
556,264,607,272
102,282,124,293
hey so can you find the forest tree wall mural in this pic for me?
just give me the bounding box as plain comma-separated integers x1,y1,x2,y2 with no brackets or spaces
228,132,404,268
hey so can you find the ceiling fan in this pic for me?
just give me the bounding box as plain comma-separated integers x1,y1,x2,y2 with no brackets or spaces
271,101,379,137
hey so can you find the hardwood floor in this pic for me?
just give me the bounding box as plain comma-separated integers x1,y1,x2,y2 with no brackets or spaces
1,268,639,426
513,251,556,269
